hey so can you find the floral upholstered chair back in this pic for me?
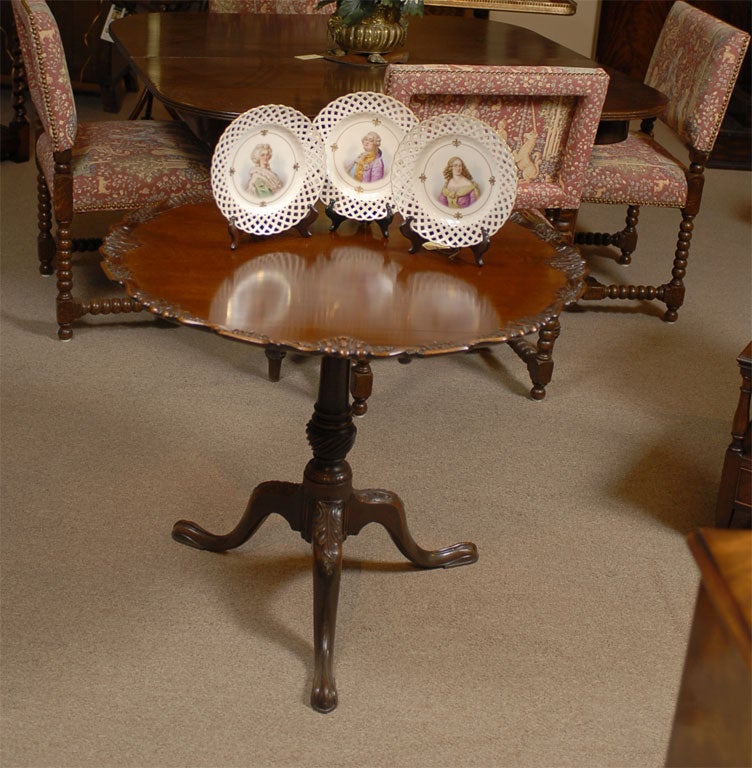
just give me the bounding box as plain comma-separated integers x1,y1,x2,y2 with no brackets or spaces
10,0,77,154
644,0,749,155
208,0,327,13
383,64,609,211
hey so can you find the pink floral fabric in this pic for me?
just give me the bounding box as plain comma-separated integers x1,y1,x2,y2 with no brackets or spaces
383,64,609,210
580,132,687,206
645,1,750,154
36,121,211,212
208,0,327,13
11,0,77,152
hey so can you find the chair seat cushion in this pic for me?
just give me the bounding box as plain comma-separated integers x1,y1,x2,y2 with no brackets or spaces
37,120,211,213
580,131,688,207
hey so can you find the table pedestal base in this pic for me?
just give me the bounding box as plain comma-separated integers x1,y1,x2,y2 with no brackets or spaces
171,356,478,712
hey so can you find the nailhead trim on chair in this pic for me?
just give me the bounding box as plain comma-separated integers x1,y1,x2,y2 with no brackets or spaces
645,0,750,155
14,0,77,152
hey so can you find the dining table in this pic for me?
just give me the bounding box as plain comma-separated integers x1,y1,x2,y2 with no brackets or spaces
109,11,667,148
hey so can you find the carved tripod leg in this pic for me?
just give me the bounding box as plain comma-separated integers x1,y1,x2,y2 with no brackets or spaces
309,497,344,713
304,356,357,713
172,480,304,551
346,489,478,568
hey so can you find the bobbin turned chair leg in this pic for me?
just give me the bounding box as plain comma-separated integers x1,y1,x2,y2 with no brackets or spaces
54,219,78,341
662,209,694,323
617,204,639,264
573,204,639,264
36,167,55,276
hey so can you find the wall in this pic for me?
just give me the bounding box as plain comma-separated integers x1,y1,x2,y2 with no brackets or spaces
490,0,601,58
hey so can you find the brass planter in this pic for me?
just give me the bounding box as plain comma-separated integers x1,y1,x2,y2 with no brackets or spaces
327,6,408,56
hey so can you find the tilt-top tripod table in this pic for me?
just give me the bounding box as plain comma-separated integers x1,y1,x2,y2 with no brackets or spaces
100,191,586,712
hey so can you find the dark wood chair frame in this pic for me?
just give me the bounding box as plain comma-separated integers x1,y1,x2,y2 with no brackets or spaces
575,115,708,323
7,11,145,336
716,342,752,528
2,25,31,163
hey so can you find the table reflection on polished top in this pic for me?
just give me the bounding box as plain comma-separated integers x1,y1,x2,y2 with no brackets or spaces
101,194,585,358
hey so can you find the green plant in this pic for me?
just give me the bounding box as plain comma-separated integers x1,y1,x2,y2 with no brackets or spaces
317,0,423,25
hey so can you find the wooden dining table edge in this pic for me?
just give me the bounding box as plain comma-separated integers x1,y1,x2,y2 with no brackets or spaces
109,12,667,132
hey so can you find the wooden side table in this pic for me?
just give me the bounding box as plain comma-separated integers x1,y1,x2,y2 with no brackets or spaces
100,192,587,713
716,342,752,528
665,528,752,767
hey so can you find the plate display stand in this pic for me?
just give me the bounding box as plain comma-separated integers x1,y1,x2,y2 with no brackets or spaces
324,199,394,238
226,207,319,250
399,217,490,266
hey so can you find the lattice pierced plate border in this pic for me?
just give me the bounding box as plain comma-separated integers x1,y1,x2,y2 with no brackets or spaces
314,92,417,222
211,104,326,236
392,113,518,249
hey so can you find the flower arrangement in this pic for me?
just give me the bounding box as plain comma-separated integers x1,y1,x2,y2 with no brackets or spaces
317,0,424,26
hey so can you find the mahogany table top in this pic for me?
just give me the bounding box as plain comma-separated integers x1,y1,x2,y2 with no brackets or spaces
110,12,666,146
100,193,586,359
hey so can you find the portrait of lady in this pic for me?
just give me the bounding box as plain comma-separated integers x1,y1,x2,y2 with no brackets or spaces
344,131,385,184
246,143,284,199
438,156,481,209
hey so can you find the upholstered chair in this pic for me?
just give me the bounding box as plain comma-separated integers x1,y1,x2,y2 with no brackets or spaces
383,63,610,241
380,64,609,399
12,0,212,340
577,1,749,322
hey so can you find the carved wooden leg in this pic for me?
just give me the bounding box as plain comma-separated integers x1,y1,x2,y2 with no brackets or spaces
8,29,30,164
265,346,286,382
579,206,692,321
617,204,639,264
52,150,84,340
715,347,752,527
55,217,76,341
662,211,692,323
508,318,560,400
36,168,55,276
309,497,344,712
346,489,478,568
573,204,639,261
303,356,356,712
172,354,477,714
172,480,304,550
350,359,373,416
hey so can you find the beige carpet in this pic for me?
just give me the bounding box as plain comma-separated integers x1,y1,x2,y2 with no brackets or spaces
1,89,750,768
